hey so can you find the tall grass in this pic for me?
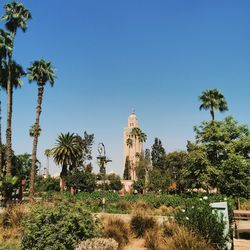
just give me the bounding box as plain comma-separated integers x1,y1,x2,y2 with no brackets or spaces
103,217,129,249
163,222,214,250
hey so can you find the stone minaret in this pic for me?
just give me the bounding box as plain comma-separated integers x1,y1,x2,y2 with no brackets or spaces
123,112,143,180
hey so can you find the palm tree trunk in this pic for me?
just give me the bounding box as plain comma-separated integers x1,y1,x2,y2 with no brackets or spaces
5,53,13,177
60,165,67,191
29,84,44,196
210,107,215,120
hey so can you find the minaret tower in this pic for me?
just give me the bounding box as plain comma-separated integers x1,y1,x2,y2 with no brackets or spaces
123,111,143,180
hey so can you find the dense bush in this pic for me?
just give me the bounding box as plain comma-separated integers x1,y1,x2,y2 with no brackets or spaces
66,171,96,192
36,176,60,192
76,238,118,250
107,174,122,191
130,211,157,237
21,202,100,250
175,200,227,249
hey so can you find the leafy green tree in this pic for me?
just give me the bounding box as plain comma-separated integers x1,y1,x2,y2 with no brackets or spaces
36,176,60,192
199,88,228,120
151,138,166,171
74,131,94,168
148,168,171,193
51,133,82,191
107,173,122,191
165,151,188,193
66,170,96,192
188,116,250,197
183,146,211,191
132,179,144,194
27,60,56,196
1,2,31,177
219,153,250,198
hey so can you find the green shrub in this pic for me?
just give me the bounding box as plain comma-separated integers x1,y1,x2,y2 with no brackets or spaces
130,211,157,237
175,200,226,249
21,202,100,250
66,171,96,192
36,176,60,192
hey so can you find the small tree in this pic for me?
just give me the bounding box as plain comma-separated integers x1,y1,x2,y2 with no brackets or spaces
107,173,122,191
66,170,96,192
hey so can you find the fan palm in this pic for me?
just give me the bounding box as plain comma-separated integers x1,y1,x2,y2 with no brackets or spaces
199,89,228,120
29,124,41,137
27,60,56,196
0,29,13,177
126,138,133,148
1,2,31,177
0,60,25,177
51,133,82,191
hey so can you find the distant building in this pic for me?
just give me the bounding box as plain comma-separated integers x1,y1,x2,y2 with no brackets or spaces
123,112,143,180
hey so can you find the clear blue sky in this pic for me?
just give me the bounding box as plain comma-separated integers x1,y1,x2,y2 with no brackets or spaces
0,0,250,176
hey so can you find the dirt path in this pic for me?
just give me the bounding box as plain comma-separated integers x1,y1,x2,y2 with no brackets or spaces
124,238,146,250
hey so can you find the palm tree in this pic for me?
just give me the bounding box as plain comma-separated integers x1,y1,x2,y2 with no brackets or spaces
51,133,82,191
0,61,25,177
1,2,31,177
0,29,13,177
199,89,228,120
29,124,41,137
126,138,133,148
27,60,55,196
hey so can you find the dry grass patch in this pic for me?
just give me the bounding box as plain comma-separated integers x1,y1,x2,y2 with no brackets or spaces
163,222,214,250
103,217,130,249
241,200,250,210
130,211,157,238
144,227,165,250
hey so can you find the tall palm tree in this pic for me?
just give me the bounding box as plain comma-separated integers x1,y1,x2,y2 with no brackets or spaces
51,133,82,191
1,2,31,177
27,60,55,196
0,29,13,177
0,60,25,177
199,89,228,120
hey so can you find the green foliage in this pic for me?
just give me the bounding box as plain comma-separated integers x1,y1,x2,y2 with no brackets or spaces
21,202,100,250
199,88,228,120
107,173,122,191
219,153,250,198
188,116,250,197
175,200,227,249
0,176,18,203
36,176,60,192
123,156,131,180
165,151,188,193
132,179,144,194
148,169,171,193
66,170,96,192
151,138,166,171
